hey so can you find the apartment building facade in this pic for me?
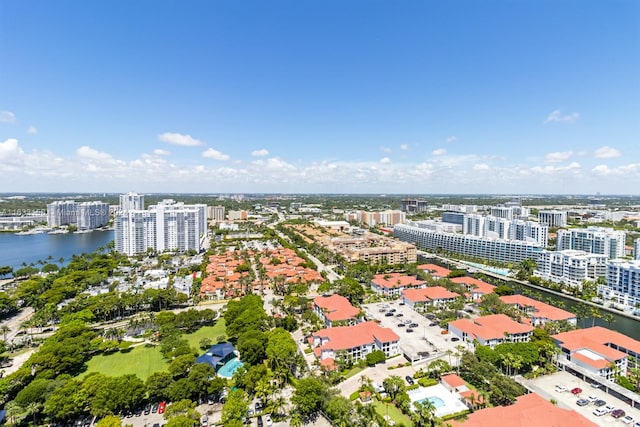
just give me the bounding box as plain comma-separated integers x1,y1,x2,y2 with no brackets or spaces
556,227,626,259
535,250,608,287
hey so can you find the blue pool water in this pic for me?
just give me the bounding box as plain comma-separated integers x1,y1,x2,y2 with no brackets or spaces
217,358,244,378
462,261,511,276
419,396,445,408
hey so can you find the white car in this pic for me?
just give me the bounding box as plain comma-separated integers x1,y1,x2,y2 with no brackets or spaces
622,416,634,425
587,395,598,402
555,385,567,393
593,408,607,417
604,405,615,413
264,414,273,427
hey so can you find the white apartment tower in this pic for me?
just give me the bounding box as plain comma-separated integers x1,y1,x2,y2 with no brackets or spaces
76,201,110,231
535,250,607,287
538,210,567,228
600,260,640,308
119,192,145,212
47,200,78,227
114,198,207,256
556,227,626,259
634,238,640,261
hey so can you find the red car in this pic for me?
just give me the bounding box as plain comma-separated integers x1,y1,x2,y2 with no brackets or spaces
571,387,582,395
158,402,166,414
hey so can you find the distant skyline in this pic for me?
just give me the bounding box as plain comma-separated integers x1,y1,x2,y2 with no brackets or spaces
1,1,639,194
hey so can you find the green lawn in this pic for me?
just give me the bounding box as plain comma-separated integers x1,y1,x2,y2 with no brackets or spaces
79,318,227,381
182,318,227,350
344,366,365,379
373,400,413,427
79,344,168,381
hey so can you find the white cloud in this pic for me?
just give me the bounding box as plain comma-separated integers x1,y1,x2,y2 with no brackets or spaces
0,138,25,162
380,146,392,153
544,151,573,163
158,132,204,146
202,148,230,161
432,148,447,156
0,111,16,123
446,136,457,143
400,144,409,151
251,149,269,157
76,146,113,161
544,109,580,124
594,146,621,159
380,157,391,164
153,149,170,156
27,126,38,135
473,163,490,171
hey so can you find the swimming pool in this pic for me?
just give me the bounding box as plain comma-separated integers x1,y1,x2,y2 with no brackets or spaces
217,358,244,378
462,261,511,276
419,396,445,408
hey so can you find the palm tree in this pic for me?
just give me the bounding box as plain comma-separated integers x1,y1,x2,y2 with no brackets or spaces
289,411,303,427
411,400,439,427
0,325,10,342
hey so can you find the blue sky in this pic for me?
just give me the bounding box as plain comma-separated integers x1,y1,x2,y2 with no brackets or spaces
1,0,639,194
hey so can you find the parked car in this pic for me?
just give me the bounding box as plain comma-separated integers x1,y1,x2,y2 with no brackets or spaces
554,385,567,393
158,402,166,414
429,322,437,326
576,399,589,406
144,404,151,415
571,387,582,394
264,414,273,426
594,400,606,407
385,312,394,317
152,403,159,413
389,308,396,313
406,328,414,333
622,415,634,424
586,395,598,403
604,405,615,413
201,415,208,427
451,337,460,342
409,323,419,328
612,409,626,419
397,323,405,327
405,375,414,385
257,416,264,427
396,313,404,317
593,408,607,417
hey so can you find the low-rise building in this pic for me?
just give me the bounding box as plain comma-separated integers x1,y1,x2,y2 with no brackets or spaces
401,286,459,310
448,314,533,348
418,263,451,279
450,277,495,302
449,392,597,427
313,294,361,327
371,273,425,297
552,326,640,381
310,321,400,364
499,294,577,327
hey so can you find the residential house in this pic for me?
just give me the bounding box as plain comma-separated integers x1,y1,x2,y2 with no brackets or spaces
500,294,577,327
371,273,425,297
313,294,361,327
310,321,400,364
448,314,533,348
450,277,495,302
401,286,459,310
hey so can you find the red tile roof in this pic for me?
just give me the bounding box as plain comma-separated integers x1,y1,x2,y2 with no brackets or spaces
312,321,399,353
449,314,533,341
552,326,637,362
451,277,495,297
441,374,466,388
418,263,451,277
372,273,425,289
402,286,459,303
313,294,360,322
500,295,575,322
449,393,597,427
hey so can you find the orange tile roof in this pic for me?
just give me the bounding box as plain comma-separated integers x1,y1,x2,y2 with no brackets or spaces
312,321,399,353
459,389,485,405
449,314,533,341
571,351,612,370
372,273,425,289
449,392,597,427
402,286,459,303
552,326,636,362
441,374,466,388
451,277,496,296
313,294,360,322
500,295,575,322
418,263,451,277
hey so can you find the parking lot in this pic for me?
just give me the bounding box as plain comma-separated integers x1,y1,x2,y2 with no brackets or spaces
523,370,640,427
362,300,469,366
